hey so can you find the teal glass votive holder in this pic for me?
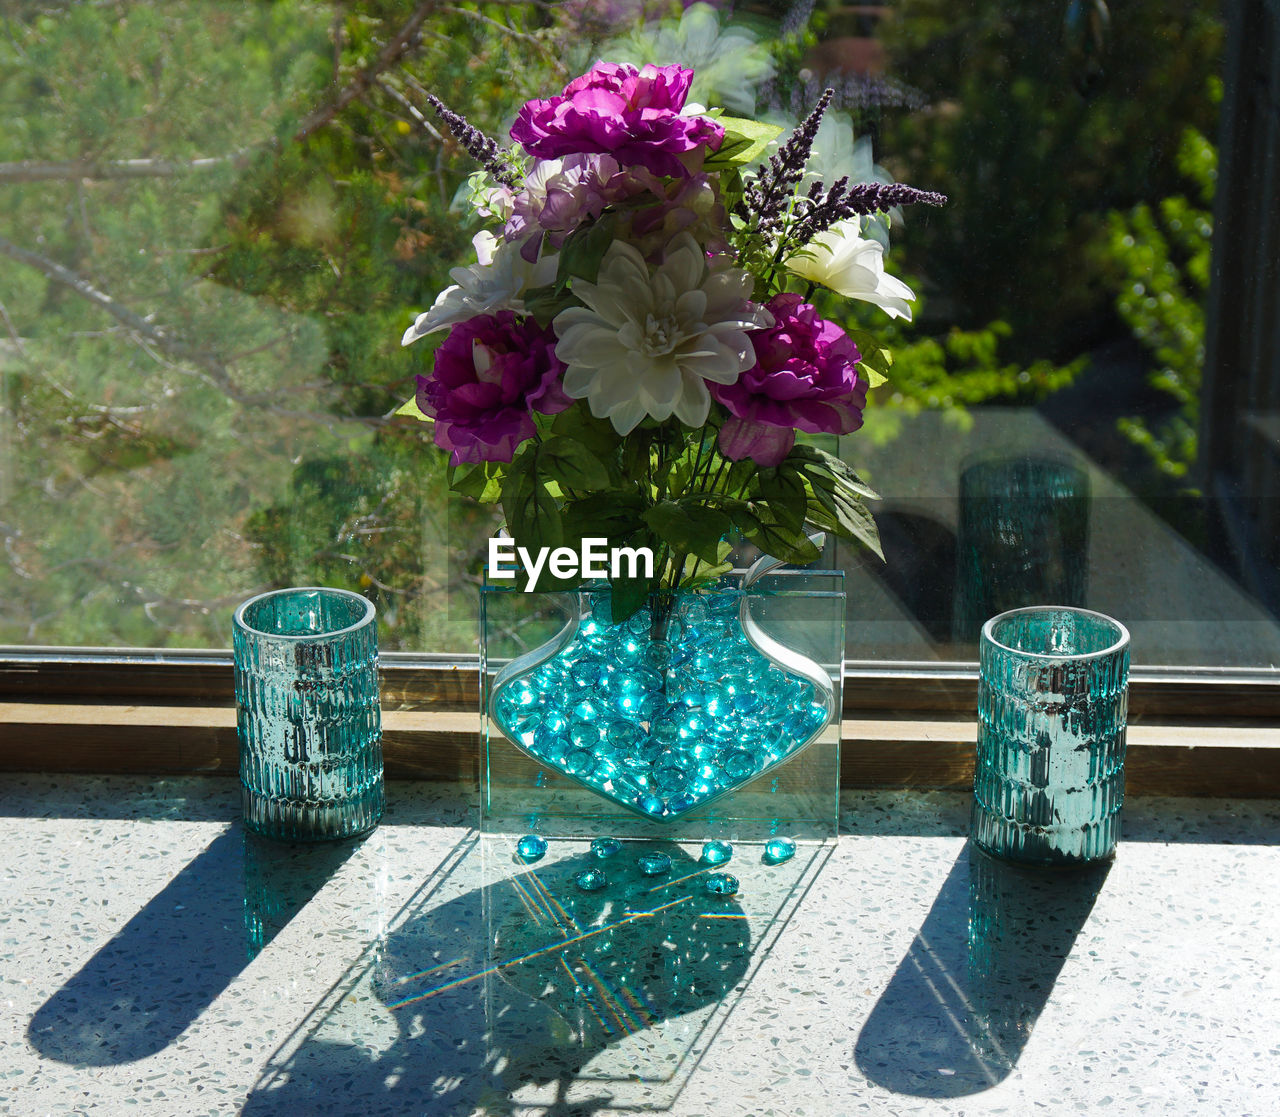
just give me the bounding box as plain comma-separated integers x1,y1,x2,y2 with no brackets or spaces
233,587,384,841
971,606,1130,865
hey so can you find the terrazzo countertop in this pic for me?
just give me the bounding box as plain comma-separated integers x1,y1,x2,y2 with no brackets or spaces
4,776,1279,1116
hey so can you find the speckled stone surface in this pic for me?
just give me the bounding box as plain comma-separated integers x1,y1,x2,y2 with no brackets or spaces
4,776,1279,1115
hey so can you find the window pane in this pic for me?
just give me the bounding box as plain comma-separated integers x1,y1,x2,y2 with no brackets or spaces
0,1,1276,672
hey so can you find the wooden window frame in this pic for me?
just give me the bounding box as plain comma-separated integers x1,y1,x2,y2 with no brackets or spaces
3,651,1278,798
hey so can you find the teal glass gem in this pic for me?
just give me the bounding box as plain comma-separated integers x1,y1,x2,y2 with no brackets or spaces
762,837,796,865
574,867,608,892
704,872,739,896
590,837,622,859
636,851,672,876
701,839,733,866
638,794,666,817
516,834,548,862
570,721,602,749
488,584,837,821
721,748,759,781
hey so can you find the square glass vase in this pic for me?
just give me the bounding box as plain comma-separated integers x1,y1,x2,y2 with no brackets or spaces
480,568,844,845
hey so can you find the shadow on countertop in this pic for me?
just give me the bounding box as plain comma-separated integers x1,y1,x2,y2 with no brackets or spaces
241,839,762,1117
855,845,1109,1098
27,825,360,1066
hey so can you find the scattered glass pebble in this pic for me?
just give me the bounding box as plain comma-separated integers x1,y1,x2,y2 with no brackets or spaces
704,871,739,896
574,867,608,892
763,837,796,865
490,588,833,819
636,851,672,876
701,839,734,866
515,834,547,862
590,837,622,859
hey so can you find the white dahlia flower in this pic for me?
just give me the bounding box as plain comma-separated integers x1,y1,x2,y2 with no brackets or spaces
553,233,772,433
786,219,916,321
401,232,558,346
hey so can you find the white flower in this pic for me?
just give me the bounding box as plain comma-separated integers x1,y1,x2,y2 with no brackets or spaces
609,2,775,116
786,220,916,321
401,232,558,346
553,232,771,433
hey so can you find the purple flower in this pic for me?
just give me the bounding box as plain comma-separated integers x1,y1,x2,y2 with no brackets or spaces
416,312,570,465
505,154,645,261
711,294,867,467
510,62,724,178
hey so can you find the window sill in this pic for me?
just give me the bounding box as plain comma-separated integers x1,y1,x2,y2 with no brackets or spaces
3,700,1277,798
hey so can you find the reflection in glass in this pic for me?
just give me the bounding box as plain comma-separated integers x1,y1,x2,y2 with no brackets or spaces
3,0,1278,676
953,456,1090,644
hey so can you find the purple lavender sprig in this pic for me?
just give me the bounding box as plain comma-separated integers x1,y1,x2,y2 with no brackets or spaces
766,71,928,120
741,88,834,240
789,178,948,246
424,94,522,189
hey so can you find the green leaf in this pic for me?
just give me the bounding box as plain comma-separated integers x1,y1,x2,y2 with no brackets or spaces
538,436,610,492
550,405,621,462
521,282,574,326
681,537,733,588
394,394,431,422
561,493,646,540
558,216,616,284
724,457,757,496
642,500,733,564
705,117,784,170
788,443,881,500
808,485,884,560
450,460,503,503
621,431,653,493
602,526,659,622
500,446,563,553
731,503,821,565
846,328,893,389
751,466,808,532
608,568,651,624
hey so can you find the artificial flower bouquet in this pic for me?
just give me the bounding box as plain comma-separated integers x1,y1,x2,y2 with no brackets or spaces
400,62,944,621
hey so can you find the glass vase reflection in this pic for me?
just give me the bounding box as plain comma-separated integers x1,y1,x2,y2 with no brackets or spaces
486,560,841,824
954,455,1090,644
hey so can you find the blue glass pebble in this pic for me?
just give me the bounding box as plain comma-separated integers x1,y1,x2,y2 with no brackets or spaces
701,839,733,866
763,837,796,865
575,867,608,892
590,837,622,859
638,794,667,816
636,851,672,876
490,586,836,821
722,747,759,781
704,871,739,896
516,834,547,862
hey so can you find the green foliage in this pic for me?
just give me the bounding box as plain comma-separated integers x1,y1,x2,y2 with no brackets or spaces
877,0,1223,356
1102,125,1215,482
0,0,575,649
817,291,1085,444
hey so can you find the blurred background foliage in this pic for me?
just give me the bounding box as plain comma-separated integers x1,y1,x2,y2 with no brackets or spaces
0,0,1225,650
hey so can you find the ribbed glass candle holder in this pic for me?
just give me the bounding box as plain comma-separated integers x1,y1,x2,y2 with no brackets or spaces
971,606,1130,865
233,587,384,841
